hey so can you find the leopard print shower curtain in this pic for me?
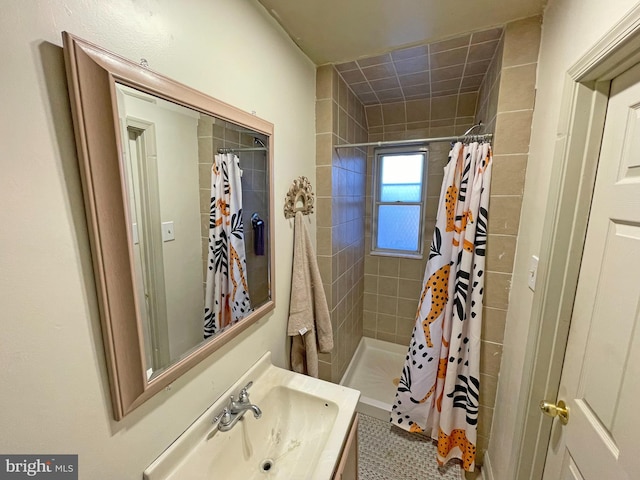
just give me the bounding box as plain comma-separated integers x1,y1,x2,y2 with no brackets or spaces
391,142,492,472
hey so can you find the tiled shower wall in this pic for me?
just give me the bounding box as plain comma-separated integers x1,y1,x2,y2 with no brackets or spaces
472,16,541,467
362,94,479,345
315,65,368,383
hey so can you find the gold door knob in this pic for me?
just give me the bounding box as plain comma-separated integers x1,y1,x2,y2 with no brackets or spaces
539,400,569,425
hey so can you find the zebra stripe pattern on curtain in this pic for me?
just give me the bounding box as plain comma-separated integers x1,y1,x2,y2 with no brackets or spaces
204,153,251,338
391,141,492,472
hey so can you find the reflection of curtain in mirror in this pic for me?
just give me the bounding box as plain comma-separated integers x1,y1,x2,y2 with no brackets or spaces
204,153,251,338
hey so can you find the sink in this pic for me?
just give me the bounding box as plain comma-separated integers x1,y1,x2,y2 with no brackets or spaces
143,352,360,480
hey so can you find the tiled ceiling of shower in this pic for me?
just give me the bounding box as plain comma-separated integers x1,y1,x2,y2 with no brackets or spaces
334,27,503,105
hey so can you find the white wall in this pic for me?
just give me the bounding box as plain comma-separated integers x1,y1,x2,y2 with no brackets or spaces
0,1,315,478
488,0,639,478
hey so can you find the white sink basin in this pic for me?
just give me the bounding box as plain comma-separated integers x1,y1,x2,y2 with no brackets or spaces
143,352,360,480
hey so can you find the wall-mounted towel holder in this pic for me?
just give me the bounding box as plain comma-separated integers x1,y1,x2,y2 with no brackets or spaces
284,176,314,219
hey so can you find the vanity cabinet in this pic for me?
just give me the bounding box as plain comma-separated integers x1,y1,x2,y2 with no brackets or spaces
333,413,359,480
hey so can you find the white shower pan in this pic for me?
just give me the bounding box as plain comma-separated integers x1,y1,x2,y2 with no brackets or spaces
340,337,407,421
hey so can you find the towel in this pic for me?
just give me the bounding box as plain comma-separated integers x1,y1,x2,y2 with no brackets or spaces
287,211,333,377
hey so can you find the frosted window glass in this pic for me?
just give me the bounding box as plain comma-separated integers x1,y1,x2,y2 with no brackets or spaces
377,205,420,251
380,154,423,202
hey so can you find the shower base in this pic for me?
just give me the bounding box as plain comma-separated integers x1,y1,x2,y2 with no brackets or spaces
340,337,407,422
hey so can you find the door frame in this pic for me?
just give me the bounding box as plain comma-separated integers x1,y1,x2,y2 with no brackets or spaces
514,6,640,480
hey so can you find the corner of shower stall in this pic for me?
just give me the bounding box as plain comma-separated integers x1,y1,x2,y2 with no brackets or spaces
339,336,407,422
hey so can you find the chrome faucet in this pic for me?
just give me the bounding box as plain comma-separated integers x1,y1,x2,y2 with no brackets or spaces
213,381,262,432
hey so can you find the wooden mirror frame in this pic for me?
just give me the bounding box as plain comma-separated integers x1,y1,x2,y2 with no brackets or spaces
62,32,275,420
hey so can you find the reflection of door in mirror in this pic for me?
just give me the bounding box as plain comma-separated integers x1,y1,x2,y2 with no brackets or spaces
124,123,170,378
117,84,205,379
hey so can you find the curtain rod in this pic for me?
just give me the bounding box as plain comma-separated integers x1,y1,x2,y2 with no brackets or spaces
217,147,267,153
333,133,493,150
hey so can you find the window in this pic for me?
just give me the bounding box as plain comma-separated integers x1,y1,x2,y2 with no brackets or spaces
372,146,428,256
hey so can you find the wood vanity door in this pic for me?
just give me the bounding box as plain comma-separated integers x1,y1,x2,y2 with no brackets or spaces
333,413,359,480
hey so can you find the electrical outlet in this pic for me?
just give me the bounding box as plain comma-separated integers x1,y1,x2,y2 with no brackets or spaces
528,255,539,291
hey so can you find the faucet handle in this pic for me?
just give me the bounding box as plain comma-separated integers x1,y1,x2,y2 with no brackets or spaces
239,381,253,402
212,407,231,425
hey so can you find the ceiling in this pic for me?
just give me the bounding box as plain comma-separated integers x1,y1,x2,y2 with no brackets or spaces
256,0,546,65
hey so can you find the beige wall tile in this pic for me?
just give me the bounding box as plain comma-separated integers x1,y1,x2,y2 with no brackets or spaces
430,34,470,53
316,133,333,166
490,154,528,195
358,53,392,67
377,331,396,343
485,234,517,273
498,63,537,112
493,104,534,155
487,195,523,235
478,405,494,439
396,317,415,337
480,340,503,376
363,329,376,339
338,107,348,140
431,95,458,120
378,276,399,296
430,47,468,69
378,295,398,315
364,255,379,274
317,255,333,285
318,361,332,382
479,372,499,407
398,279,422,299
363,310,377,330
429,125,455,137
484,272,512,310
457,92,479,117
502,16,541,68
316,197,332,228
364,274,378,293
366,105,383,127
316,65,334,100
397,298,418,319
482,307,507,344
468,40,499,62
377,314,397,334
399,258,424,280
316,227,332,255
472,28,503,44
406,99,430,122
379,256,400,277
382,102,406,125
316,165,332,196
338,77,349,108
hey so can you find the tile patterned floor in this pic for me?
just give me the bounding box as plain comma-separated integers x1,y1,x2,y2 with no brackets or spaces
358,414,462,480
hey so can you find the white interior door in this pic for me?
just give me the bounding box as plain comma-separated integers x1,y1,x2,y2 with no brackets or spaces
542,62,640,480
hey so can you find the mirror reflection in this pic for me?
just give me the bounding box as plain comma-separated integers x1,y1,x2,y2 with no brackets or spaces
115,84,271,380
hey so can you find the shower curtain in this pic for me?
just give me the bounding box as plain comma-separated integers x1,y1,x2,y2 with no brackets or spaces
204,153,251,338
391,141,492,472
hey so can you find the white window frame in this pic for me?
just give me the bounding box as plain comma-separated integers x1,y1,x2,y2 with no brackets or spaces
371,145,429,258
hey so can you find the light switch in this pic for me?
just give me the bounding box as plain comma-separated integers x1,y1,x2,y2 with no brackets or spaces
528,255,539,291
162,221,175,242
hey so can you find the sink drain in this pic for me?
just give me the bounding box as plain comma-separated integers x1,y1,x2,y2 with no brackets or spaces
259,459,275,473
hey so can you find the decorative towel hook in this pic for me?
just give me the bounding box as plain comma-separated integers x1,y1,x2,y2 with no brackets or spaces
284,176,314,219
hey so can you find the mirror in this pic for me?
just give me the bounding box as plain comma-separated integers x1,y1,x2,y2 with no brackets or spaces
63,32,275,419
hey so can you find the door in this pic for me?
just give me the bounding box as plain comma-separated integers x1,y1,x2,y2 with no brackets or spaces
541,63,640,480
